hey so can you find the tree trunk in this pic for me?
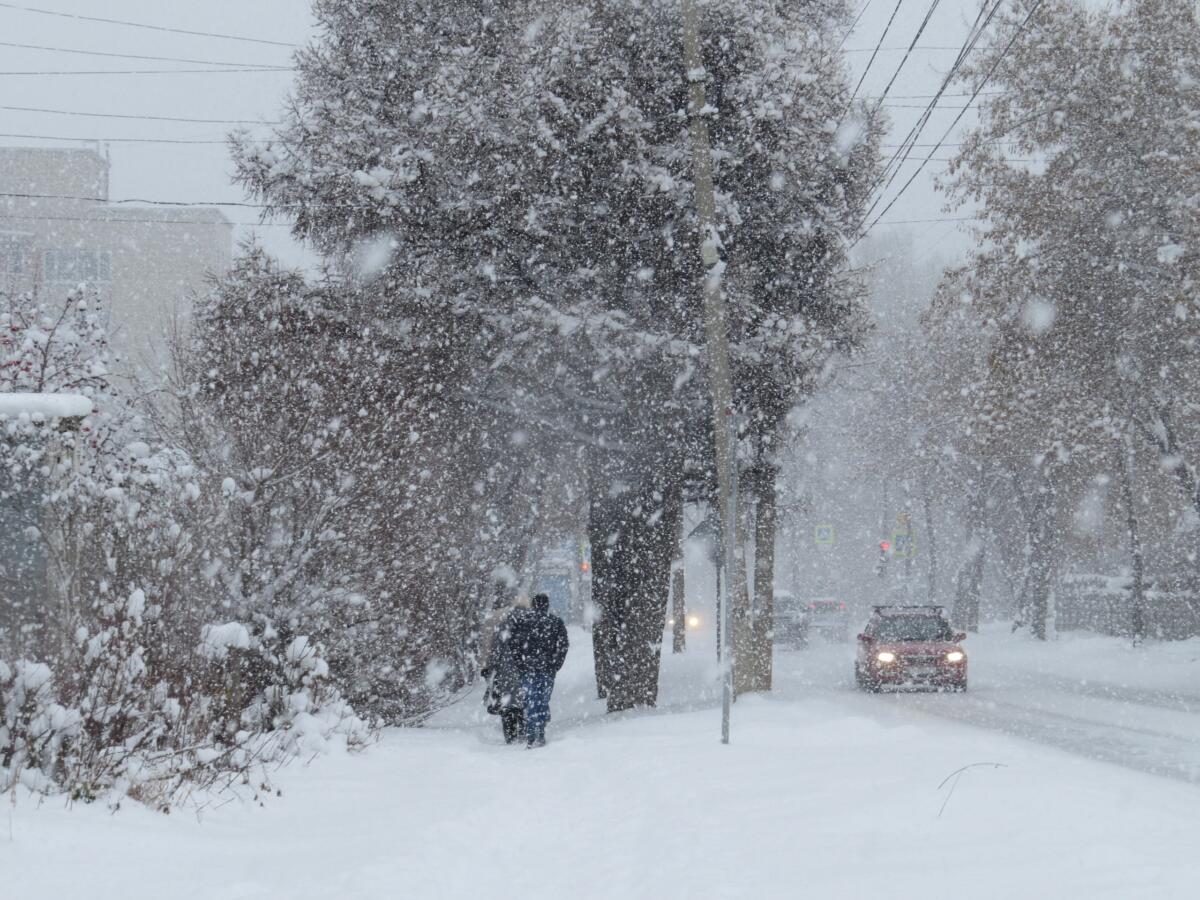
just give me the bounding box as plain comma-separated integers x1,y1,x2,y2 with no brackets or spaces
732,475,756,696
588,452,684,712
921,475,939,604
588,486,614,700
952,476,986,632
1138,406,1200,623
1120,437,1147,644
745,462,777,693
1142,406,1200,522
1027,477,1058,641
671,565,686,653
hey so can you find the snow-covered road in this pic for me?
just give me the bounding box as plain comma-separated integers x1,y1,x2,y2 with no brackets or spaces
774,630,1200,785
5,626,1200,899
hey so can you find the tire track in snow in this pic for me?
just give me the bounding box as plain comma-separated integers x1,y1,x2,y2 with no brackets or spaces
894,691,1200,785
774,644,1200,785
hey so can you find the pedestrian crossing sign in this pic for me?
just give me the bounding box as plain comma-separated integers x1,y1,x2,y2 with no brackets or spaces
814,524,836,546
891,531,917,558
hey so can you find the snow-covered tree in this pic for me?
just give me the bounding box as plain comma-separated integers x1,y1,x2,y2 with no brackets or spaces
935,0,1200,638
231,0,878,713
491,0,879,705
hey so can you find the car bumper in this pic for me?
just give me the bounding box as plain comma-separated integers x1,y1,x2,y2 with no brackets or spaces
865,663,966,688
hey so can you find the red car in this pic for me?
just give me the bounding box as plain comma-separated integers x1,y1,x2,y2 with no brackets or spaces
855,606,968,692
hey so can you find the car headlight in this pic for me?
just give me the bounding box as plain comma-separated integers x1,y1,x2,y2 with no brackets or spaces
667,618,676,627
876,651,896,663
946,650,965,663
687,615,701,629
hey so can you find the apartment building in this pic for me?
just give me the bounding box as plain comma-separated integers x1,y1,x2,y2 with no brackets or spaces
0,147,233,369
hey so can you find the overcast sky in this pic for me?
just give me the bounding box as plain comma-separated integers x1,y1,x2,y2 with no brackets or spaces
1,0,986,270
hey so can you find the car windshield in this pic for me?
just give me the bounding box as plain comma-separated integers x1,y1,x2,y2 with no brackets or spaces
872,615,953,642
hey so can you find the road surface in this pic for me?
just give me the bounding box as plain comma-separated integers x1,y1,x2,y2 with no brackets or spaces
774,637,1200,784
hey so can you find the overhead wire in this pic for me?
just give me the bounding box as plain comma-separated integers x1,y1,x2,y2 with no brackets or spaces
868,91,1002,99
1,190,277,209
838,0,875,52
0,132,270,144
870,1,998,191
0,2,298,48
0,39,289,68
0,103,280,126
0,211,291,228
846,0,905,109
869,0,944,113
857,0,1001,229
0,67,294,76
857,0,1048,243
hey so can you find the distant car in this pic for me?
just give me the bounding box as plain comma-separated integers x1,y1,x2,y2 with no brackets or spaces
773,590,807,647
855,605,967,692
801,598,851,642
666,613,703,631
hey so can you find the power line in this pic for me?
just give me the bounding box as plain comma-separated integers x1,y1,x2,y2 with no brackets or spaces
0,103,280,126
0,2,298,48
874,215,981,225
861,0,1001,222
882,102,989,108
867,91,1002,99
0,66,294,76
0,211,291,228
0,190,274,209
838,0,875,52
873,3,997,185
858,0,1047,241
846,0,905,109
844,45,983,52
881,141,1002,147
870,0,944,112
1,189,443,214
0,39,289,68
0,132,270,145
0,67,294,76
846,44,1141,54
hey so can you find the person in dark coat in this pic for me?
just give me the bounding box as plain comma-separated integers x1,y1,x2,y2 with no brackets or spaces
507,593,569,748
480,597,526,744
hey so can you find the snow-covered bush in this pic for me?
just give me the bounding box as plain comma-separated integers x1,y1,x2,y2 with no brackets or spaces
1,585,367,808
0,287,371,808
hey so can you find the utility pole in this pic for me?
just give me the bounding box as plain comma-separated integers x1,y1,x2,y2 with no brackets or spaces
682,0,741,745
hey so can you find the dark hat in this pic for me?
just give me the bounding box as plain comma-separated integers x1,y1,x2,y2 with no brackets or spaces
532,593,551,613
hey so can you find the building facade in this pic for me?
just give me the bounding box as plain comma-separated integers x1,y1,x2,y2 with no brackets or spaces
0,147,233,369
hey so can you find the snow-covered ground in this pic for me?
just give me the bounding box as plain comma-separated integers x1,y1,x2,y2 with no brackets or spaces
5,626,1200,899
976,623,1200,701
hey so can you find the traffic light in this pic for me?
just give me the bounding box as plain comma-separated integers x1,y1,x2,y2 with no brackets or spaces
880,540,891,552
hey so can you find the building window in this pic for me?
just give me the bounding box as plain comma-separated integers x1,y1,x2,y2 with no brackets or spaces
43,248,111,284
0,234,29,276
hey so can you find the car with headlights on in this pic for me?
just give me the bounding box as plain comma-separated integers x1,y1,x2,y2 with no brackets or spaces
666,612,703,632
854,605,967,692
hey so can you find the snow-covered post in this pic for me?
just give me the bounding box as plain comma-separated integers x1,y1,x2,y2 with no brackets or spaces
682,0,740,743
0,392,93,650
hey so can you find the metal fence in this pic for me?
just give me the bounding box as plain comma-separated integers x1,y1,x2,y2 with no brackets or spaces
1056,572,1200,640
